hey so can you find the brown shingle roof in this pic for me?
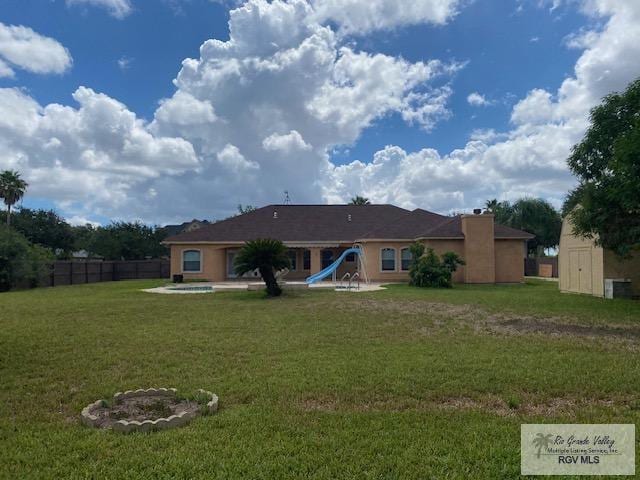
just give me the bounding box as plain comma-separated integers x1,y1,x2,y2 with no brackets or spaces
163,204,411,243
416,215,535,239
163,205,535,243
359,208,448,239
494,223,536,239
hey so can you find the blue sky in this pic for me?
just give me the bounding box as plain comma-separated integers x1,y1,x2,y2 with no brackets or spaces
0,0,637,224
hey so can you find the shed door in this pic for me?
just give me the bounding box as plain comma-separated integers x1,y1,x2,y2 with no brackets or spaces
578,250,592,294
568,248,592,294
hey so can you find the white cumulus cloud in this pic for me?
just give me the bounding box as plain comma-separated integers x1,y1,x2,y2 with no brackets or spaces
263,130,312,152
2,0,638,224
66,0,133,18
217,144,259,171
311,0,461,35
466,92,491,107
0,86,197,220
326,0,640,212
0,23,72,76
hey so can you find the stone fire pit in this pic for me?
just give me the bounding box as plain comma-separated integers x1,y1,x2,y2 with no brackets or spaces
81,388,218,433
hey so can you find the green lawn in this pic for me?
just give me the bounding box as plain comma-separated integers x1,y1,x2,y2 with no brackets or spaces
1,279,639,479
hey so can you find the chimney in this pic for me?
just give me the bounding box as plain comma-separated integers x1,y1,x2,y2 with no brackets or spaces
273,211,278,219
461,213,495,283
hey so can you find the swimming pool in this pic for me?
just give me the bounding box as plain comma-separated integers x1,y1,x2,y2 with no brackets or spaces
166,286,214,292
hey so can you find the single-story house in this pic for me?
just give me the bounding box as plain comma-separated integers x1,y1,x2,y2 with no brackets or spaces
163,204,534,284
558,215,640,297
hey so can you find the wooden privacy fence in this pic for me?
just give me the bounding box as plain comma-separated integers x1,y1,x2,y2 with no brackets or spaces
48,260,170,287
524,257,558,278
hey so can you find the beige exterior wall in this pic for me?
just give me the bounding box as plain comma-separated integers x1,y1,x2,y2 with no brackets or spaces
359,242,413,283
169,220,526,285
359,240,466,283
170,244,232,282
425,239,466,283
461,214,496,283
558,216,605,297
170,244,351,282
495,240,526,283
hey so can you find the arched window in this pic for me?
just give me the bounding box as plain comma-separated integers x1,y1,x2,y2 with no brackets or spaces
401,248,412,271
381,248,396,271
183,250,202,272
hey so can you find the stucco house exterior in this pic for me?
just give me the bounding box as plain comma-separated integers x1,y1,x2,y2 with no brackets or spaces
163,204,534,284
558,215,640,297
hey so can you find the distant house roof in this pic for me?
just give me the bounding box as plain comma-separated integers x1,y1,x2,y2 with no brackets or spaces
163,204,534,244
163,219,210,238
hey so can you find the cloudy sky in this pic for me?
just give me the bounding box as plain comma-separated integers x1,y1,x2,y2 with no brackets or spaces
0,0,639,225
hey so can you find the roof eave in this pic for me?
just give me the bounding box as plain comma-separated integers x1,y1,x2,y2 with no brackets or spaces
414,236,465,241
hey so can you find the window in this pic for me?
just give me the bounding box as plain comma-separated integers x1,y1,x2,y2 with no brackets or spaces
321,250,334,269
288,250,297,271
303,250,311,270
183,250,201,272
381,248,396,271
401,248,412,271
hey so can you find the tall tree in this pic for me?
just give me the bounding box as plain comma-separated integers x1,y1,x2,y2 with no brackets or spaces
11,208,74,256
485,197,562,256
565,78,640,256
0,170,28,226
70,224,98,254
234,238,291,297
0,225,52,291
484,199,514,225
349,196,370,205
90,222,168,260
237,204,257,215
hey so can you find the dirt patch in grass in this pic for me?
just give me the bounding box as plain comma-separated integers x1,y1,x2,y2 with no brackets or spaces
335,299,480,320
335,298,640,343
91,395,199,428
492,317,640,340
298,394,633,418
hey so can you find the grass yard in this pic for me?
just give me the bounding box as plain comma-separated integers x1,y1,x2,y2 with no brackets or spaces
1,279,639,479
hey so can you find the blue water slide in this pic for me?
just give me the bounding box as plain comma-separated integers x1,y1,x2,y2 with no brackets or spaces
305,247,362,284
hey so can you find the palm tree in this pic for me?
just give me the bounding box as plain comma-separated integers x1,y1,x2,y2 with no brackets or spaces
532,433,553,458
0,170,28,226
349,195,370,205
234,238,291,297
485,199,499,213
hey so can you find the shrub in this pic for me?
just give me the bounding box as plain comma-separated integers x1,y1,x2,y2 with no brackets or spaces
234,238,291,297
0,226,53,292
408,243,465,288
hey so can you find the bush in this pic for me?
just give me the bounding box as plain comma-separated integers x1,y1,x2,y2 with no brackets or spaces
408,243,465,288
0,226,53,292
234,238,291,297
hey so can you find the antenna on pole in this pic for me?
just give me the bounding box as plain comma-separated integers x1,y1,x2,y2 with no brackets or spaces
283,190,291,205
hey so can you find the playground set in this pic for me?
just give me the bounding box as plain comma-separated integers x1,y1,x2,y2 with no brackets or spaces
304,245,368,291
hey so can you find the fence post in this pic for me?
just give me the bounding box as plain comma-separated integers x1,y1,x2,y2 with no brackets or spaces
85,261,89,284
69,262,73,285
99,262,103,282
135,261,139,279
